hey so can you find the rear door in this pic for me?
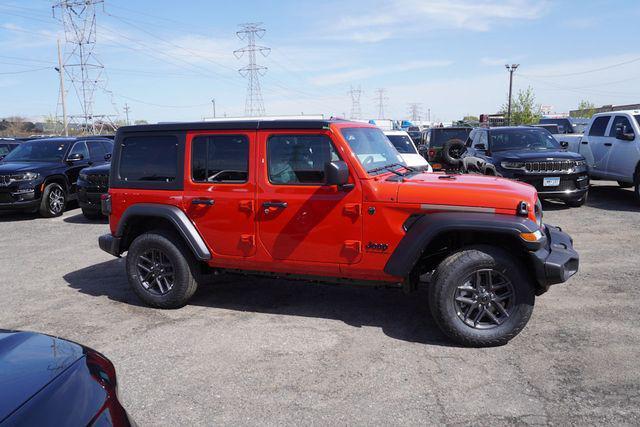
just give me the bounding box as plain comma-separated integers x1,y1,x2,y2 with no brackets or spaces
183,131,257,258
583,115,612,177
256,130,362,266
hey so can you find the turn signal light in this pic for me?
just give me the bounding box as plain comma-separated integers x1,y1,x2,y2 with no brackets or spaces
520,230,543,242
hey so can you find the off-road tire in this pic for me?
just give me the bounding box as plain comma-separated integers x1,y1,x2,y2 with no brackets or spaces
565,191,588,207
442,138,466,166
126,230,199,309
39,183,66,218
428,246,535,347
81,207,102,220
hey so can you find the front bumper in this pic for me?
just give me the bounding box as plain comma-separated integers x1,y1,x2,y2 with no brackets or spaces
511,172,589,201
530,224,579,293
99,234,122,257
78,187,106,211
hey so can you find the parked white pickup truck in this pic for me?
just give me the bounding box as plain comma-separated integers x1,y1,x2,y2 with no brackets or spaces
557,110,640,200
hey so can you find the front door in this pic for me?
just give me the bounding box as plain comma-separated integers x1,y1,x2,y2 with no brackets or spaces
65,141,91,194
256,130,362,265
584,115,613,177
183,131,257,258
605,115,639,180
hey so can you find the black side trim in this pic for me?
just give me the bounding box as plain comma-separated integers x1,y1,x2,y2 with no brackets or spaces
116,203,211,261
384,212,540,277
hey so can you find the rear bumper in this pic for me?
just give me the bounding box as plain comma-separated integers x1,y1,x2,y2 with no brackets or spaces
99,234,121,257
78,188,105,211
530,224,579,292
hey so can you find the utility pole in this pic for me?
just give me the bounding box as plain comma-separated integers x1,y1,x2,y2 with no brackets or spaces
408,103,422,122
374,88,388,120
211,98,216,118
348,86,363,120
234,23,270,117
427,108,431,123
123,103,131,125
56,38,68,136
505,64,519,126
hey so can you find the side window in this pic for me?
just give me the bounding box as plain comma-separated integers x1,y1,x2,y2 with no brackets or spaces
191,135,249,183
608,116,633,137
87,141,106,160
589,116,611,137
119,135,178,182
473,131,488,149
267,134,340,185
102,140,113,155
68,141,89,161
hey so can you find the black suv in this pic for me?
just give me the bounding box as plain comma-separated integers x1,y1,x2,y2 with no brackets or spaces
461,126,589,206
419,127,472,170
77,163,110,219
0,139,19,158
0,137,113,217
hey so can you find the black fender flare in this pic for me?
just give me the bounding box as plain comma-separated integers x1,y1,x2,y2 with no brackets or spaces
116,203,211,261
43,174,70,192
384,212,540,277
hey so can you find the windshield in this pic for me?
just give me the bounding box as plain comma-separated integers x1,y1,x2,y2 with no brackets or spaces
340,127,406,174
490,128,561,152
0,143,16,156
430,128,471,147
1,140,69,162
386,135,417,154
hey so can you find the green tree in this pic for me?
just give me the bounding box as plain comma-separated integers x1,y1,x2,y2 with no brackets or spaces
501,86,542,125
462,115,479,122
573,100,597,118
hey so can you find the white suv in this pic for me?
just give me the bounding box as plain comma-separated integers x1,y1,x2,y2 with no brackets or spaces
383,130,433,171
563,110,640,199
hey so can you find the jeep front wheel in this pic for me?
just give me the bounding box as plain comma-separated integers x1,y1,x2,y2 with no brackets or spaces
428,246,534,347
126,230,199,308
39,183,66,217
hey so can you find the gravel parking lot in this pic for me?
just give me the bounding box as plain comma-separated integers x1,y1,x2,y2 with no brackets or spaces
1,180,639,426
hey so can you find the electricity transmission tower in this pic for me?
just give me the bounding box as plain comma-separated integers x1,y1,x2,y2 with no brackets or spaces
348,86,363,120
408,103,423,122
234,23,270,117
52,0,115,134
374,88,388,119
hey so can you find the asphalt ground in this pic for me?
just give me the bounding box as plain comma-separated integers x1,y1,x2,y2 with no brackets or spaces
1,180,639,425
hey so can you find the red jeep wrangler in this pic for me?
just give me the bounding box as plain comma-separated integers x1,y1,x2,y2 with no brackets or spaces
99,119,578,347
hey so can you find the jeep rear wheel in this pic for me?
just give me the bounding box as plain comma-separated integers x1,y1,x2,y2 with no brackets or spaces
126,230,199,308
428,246,534,347
39,183,66,217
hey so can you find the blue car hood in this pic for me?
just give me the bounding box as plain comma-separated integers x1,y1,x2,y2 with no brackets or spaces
0,330,85,421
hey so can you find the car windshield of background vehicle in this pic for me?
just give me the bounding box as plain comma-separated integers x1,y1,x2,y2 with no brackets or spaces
490,129,561,152
1,140,68,162
386,135,417,154
431,129,471,147
0,144,14,156
340,127,406,174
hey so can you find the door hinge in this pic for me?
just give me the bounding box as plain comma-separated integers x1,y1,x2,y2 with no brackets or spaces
239,200,254,213
343,240,361,254
343,203,361,217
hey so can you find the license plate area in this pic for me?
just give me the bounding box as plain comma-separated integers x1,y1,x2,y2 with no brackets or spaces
543,177,561,187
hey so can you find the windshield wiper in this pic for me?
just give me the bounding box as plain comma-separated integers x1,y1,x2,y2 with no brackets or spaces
368,163,404,176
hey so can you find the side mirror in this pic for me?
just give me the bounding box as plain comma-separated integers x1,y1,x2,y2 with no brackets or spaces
560,140,569,149
616,126,635,141
67,153,84,162
324,160,350,187
104,153,112,161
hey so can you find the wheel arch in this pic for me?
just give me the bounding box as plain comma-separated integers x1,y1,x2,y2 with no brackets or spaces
116,203,211,261
385,212,542,284
43,174,69,192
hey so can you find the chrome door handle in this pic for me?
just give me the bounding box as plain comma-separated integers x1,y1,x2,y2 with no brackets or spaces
192,198,215,206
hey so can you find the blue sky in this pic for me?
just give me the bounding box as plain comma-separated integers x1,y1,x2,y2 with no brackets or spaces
1,0,640,123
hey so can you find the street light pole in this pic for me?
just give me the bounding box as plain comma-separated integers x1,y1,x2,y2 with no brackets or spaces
211,99,216,118
505,64,519,126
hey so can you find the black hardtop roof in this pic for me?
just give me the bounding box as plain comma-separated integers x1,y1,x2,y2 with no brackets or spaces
116,119,345,134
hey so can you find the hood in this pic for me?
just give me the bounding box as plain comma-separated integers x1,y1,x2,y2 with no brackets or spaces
0,161,62,174
397,172,537,210
400,153,429,168
0,330,85,421
492,149,583,161
82,163,111,174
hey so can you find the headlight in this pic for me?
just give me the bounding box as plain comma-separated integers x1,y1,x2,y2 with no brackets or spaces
574,160,586,167
79,172,89,181
10,172,39,182
535,199,543,227
500,161,526,170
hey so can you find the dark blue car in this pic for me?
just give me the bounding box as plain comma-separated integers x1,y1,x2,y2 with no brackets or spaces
462,127,589,207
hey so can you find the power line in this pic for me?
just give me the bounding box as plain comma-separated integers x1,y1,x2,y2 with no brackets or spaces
0,66,51,75
374,88,388,119
348,86,363,120
523,56,640,78
234,23,270,117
